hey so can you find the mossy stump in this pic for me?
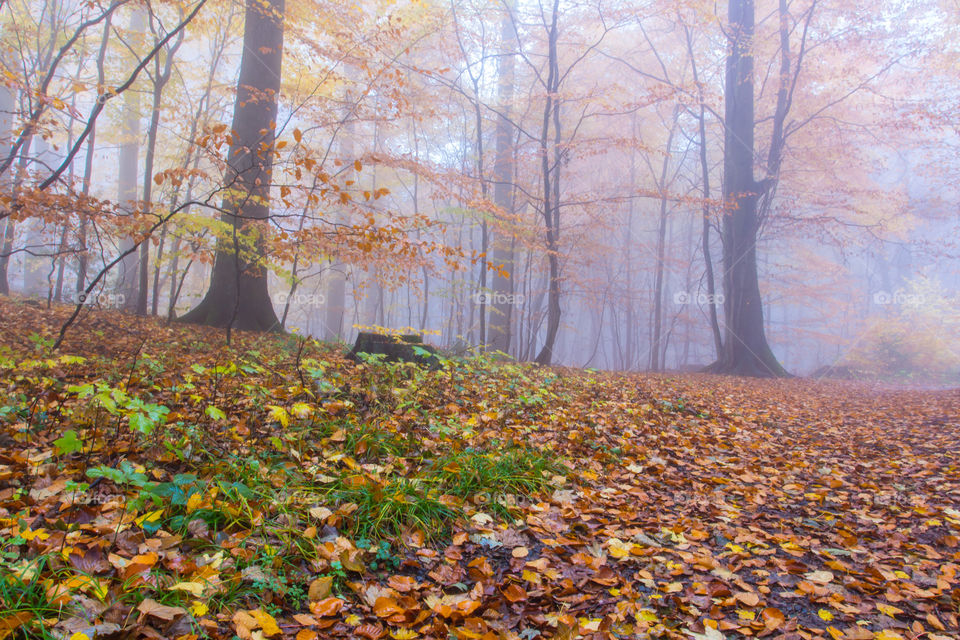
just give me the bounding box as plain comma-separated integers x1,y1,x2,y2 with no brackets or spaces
349,332,441,368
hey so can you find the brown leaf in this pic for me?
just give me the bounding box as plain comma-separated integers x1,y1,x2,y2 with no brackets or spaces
138,598,187,622
308,576,333,601
502,583,527,602
388,575,418,592
355,623,386,639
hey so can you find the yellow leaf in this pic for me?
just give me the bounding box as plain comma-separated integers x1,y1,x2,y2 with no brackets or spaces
826,626,844,640
876,603,904,617
389,630,418,640
522,569,541,584
291,402,313,418
636,609,657,623
818,609,834,621
69,634,91,640
266,405,289,428
135,509,163,528
186,493,203,513
20,528,49,541
249,609,281,637
874,631,905,640
170,581,205,596
191,601,209,617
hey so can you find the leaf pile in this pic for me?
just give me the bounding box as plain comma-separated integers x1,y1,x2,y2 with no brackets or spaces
0,299,958,640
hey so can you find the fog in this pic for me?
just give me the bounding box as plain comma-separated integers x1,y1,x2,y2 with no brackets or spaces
1,0,957,380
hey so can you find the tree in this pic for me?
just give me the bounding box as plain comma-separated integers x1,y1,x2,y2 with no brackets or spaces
708,0,789,377
179,0,284,332
533,0,562,365
487,0,517,354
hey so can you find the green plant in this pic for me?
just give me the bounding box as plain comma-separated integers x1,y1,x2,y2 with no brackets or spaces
0,553,72,639
330,476,455,540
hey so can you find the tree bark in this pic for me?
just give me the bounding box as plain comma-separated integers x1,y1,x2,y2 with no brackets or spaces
707,0,789,377
487,0,517,354
0,85,15,295
116,7,145,311
178,0,284,333
649,116,679,372
534,0,562,365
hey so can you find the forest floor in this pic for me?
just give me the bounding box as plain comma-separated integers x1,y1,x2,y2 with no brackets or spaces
0,297,958,640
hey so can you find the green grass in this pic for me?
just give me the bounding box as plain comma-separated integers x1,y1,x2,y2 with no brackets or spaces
329,476,456,540
0,554,73,640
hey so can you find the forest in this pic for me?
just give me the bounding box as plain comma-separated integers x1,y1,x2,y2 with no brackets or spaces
0,0,959,639
0,0,956,377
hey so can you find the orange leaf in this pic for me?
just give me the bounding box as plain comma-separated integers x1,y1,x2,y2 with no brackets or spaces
309,597,344,617
373,596,404,618
761,607,785,630
502,583,527,602
388,575,418,592
355,623,386,639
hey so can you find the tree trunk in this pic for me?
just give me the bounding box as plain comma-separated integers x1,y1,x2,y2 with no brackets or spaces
178,0,284,333
324,89,355,341
0,85,15,295
138,18,184,315
76,13,113,295
488,0,517,354
649,117,678,372
707,0,788,377
116,7,145,311
534,0,562,365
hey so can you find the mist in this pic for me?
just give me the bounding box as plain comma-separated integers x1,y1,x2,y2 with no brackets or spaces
1,0,957,382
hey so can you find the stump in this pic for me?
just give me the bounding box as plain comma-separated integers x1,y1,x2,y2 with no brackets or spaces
349,332,441,368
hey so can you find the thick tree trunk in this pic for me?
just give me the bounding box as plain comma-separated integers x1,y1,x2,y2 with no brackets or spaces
178,0,284,332
707,0,788,377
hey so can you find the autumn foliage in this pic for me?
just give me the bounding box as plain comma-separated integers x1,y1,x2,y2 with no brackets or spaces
0,299,958,640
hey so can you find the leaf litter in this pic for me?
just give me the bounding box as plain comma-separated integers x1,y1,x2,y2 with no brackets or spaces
0,299,958,640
